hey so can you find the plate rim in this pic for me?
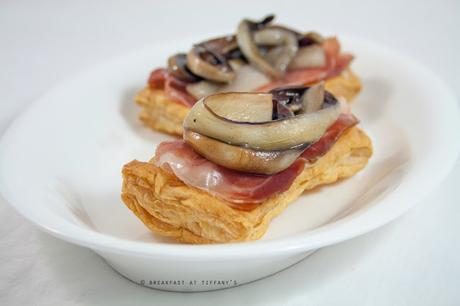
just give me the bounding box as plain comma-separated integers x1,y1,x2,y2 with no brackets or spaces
1,35,459,260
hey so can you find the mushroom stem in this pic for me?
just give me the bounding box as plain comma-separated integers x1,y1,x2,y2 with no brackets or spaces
301,82,325,114
254,28,298,73
237,19,282,79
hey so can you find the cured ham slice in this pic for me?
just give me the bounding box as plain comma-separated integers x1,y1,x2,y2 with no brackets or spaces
155,141,305,208
301,113,358,161
154,114,358,208
148,68,196,107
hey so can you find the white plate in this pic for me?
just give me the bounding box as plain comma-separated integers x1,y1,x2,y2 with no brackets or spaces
0,36,459,292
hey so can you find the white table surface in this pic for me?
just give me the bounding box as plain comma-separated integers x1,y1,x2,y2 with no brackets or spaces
1,1,459,305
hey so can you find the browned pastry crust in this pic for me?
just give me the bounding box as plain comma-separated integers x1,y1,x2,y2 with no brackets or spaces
136,88,189,136
324,68,362,101
121,126,372,244
135,68,362,136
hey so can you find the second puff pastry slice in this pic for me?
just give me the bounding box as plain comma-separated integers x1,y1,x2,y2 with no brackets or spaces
134,15,362,136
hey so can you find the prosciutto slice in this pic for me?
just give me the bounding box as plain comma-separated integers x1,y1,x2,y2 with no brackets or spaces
155,141,305,210
147,38,352,107
154,114,358,209
148,68,196,107
301,113,358,161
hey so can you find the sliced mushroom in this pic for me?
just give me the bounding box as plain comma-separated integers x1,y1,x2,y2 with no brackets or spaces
236,18,282,79
186,64,271,100
237,16,300,79
270,84,326,114
167,53,202,82
185,35,242,83
202,35,238,54
186,45,236,83
204,92,274,122
184,130,308,175
300,82,325,113
253,27,298,73
254,27,296,46
183,90,341,151
270,86,309,113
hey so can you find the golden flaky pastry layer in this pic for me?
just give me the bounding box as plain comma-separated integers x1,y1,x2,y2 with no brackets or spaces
135,68,362,136
121,126,372,244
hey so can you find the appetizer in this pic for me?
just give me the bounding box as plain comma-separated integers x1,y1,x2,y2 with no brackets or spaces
122,86,372,243
136,15,362,136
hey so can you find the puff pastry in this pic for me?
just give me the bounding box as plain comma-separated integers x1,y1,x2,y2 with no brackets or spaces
121,126,372,244
136,68,362,136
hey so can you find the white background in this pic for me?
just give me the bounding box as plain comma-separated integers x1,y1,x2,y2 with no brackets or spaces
1,1,459,305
